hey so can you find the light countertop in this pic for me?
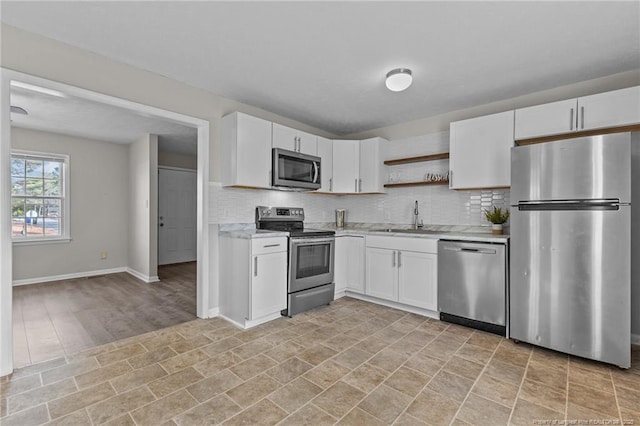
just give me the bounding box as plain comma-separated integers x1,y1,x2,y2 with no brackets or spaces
219,223,509,243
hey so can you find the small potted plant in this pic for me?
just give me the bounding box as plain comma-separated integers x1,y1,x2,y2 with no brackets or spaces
484,206,510,235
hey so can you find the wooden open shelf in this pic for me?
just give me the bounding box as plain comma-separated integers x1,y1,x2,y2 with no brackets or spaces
384,180,449,188
384,152,449,166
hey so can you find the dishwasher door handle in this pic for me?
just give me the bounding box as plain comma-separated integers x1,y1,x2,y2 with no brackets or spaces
445,246,496,255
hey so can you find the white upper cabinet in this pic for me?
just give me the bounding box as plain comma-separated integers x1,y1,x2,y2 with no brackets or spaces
221,112,272,188
577,86,640,131
272,123,317,155
332,138,385,194
515,86,640,140
316,137,333,192
449,110,514,189
514,99,577,140
332,140,360,193
359,137,384,193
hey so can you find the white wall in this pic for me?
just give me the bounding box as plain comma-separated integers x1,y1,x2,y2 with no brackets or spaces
128,134,158,281
12,128,129,281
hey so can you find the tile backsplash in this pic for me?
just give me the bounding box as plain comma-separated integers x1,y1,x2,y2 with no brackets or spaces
209,131,510,227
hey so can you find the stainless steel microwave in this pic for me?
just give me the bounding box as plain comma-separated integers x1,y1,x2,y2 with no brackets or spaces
272,148,321,190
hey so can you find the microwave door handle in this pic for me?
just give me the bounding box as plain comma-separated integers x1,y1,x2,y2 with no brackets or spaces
312,161,319,184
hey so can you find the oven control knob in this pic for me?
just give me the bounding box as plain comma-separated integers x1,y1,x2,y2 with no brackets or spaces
267,209,272,215
261,209,269,215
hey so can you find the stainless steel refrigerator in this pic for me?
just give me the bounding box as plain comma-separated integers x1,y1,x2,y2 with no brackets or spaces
510,133,631,368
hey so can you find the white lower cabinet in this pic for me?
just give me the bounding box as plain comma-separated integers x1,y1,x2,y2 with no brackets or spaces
220,236,287,328
365,247,398,300
335,236,365,295
397,250,437,311
365,236,438,312
251,250,288,319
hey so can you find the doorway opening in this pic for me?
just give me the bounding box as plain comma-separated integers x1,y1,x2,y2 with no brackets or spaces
1,69,210,374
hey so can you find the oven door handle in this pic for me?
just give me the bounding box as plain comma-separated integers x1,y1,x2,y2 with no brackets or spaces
290,237,335,245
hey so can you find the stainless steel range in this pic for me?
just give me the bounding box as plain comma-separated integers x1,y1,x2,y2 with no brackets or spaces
256,206,335,316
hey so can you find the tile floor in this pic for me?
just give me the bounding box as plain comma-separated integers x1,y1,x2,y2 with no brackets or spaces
1,297,639,425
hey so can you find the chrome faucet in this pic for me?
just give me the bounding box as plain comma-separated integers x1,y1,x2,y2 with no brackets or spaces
413,200,423,229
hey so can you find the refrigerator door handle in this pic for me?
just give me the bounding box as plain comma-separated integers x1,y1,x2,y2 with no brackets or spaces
517,199,621,211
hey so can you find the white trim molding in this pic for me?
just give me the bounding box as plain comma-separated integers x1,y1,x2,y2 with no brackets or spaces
0,69,14,376
206,307,220,318
126,268,160,284
12,267,128,286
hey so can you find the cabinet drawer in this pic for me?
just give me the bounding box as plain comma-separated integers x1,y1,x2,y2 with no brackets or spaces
252,237,287,255
366,235,438,253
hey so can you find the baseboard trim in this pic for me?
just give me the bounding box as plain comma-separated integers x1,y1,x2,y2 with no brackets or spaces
218,314,244,330
632,333,640,345
12,267,128,286
126,268,160,283
344,291,439,320
334,289,347,299
206,307,220,319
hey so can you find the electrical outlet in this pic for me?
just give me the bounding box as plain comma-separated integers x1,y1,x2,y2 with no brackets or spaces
100,251,108,260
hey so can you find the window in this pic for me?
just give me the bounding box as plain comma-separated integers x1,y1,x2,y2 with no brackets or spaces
11,151,69,242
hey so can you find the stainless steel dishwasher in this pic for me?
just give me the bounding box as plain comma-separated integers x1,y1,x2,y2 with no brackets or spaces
438,240,507,336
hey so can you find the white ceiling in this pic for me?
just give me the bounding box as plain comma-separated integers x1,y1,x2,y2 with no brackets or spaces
10,86,198,155
2,1,639,136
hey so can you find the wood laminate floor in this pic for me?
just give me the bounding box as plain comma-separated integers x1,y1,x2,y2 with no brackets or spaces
12,262,197,368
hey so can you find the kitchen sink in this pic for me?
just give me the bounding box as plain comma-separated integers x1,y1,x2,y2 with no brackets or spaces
372,228,444,234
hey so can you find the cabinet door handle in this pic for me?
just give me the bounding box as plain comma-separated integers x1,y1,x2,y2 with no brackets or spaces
355,178,358,192
449,170,453,188
581,106,585,129
570,108,574,131
359,178,362,192
254,256,258,277
329,178,333,192
263,244,280,248
398,251,402,268
392,250,396,267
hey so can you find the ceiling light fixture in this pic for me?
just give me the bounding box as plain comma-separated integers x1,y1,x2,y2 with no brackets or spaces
10,81,66,98
385,68,413,92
